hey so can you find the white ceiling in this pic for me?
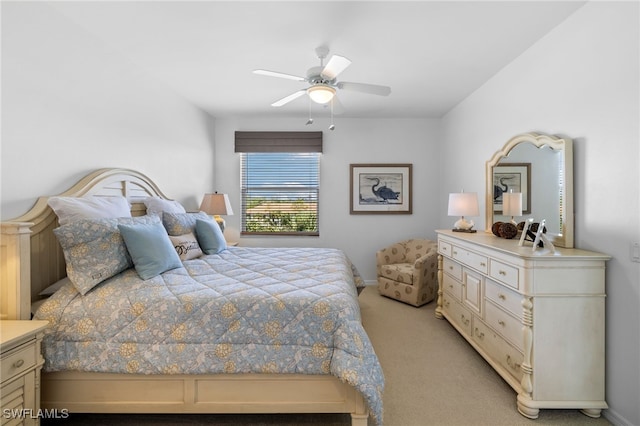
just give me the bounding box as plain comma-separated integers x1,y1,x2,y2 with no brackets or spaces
47,1,585,119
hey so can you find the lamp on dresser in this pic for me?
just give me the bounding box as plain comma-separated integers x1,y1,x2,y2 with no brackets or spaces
448,191,479,232
502,190,522,225
200,192,234,232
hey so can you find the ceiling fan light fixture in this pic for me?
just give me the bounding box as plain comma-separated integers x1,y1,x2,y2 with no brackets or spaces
307,85,336,104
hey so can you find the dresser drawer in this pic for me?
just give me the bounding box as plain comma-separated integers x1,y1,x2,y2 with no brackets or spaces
438,240,452,257
485,301,523,351
442,294,472,336
452,247,488,274
1,342,36,383
442,257,462,281
472,318,524,384
489,259,519,290
485,279,522,319
443,273,463,302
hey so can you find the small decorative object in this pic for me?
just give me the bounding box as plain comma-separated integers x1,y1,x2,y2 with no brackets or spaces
499,222,518,239
199,192,234,231
492,222,503,236
532,219,555,253
448,191,479,233
350,164,412,214
518,218,534,246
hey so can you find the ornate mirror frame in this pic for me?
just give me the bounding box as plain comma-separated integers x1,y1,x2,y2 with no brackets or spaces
485,133,574,248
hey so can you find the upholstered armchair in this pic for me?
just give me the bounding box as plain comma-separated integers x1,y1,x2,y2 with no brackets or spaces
376,239,438,307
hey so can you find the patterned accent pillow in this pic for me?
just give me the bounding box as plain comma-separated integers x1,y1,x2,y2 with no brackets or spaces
53,215,159,295
162,211,209,236
169,232,203,260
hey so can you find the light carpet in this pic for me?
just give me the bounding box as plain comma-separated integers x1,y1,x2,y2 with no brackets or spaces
42,285,611,426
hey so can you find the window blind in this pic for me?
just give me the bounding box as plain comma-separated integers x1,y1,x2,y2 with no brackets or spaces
236,132,322,236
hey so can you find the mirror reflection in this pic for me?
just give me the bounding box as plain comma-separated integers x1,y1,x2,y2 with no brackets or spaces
485,133,573,248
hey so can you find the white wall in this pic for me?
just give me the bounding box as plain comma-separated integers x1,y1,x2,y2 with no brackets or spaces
213,116,441,282
440,3,639,425
0,2,216,219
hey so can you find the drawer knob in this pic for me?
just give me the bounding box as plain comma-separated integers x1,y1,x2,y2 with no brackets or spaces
498,320,506,327
480,262,486,267
499,270,507,276
13,359,25,368
449,266,454,270
474,327,485,339
498,293,506,300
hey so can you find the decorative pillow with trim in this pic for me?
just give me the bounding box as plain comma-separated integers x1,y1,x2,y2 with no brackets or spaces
48,196,131,226
162,211,209,236
143,197,186,217
118,220,183,280
53,215,158,295
169,232,203,260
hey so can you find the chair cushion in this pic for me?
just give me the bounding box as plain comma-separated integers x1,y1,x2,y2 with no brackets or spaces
380,263,415,285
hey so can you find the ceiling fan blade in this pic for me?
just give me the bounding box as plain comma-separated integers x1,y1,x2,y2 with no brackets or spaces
253,69,306,82
337,81,391,96
271,90,307,107
321,55,351,80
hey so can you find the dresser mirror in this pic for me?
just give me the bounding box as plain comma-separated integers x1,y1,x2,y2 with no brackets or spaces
485,133,574,248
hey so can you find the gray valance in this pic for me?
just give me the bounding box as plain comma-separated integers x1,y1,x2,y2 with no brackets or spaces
234,131,323,153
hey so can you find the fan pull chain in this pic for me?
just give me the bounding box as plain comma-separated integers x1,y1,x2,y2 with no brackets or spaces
306,97,313,125
329,98,335,131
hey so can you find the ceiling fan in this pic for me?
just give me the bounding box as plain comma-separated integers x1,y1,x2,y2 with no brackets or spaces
253,46,391,109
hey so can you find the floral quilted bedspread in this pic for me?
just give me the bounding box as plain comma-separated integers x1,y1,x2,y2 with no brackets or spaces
34,247,384,424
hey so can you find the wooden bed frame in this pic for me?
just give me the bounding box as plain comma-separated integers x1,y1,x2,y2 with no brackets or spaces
0,168,368,425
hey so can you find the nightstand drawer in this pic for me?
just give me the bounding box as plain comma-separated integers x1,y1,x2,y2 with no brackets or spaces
438,240,452,257
1,343,36,382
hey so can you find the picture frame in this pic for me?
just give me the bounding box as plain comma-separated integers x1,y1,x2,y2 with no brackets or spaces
493,162,531,214
350,164,412,214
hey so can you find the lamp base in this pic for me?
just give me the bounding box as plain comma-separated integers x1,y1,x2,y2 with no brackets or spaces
452,228,477,233
214,215,225,232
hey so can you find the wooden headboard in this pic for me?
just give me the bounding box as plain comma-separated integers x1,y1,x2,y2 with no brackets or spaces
0,168,171,320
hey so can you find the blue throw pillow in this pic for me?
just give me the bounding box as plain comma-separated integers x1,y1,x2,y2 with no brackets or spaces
118,220,182,280
195,219,227,254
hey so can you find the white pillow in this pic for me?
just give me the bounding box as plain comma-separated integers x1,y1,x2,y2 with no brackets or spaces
48,196,131,225
38,277,71,296
143,197,186,216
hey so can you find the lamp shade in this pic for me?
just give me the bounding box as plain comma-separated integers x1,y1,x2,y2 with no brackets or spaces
200,193,234,216
502,192,522,217
447,192,479,217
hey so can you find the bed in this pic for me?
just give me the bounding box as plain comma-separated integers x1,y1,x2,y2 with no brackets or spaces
0,168,383,426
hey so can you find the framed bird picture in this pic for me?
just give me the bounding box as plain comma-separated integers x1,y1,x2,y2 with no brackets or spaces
350,164,412,214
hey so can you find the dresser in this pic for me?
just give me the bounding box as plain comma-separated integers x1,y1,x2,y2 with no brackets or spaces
435,230,610,419
1,321,49,426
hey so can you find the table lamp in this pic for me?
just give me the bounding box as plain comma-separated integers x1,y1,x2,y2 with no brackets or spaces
502,190,522,225
448,191,479,232
200,193,234,231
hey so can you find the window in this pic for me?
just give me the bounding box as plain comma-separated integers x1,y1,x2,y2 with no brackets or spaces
235,132,322,236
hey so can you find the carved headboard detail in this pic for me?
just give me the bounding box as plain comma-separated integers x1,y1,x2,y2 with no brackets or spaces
0,168,171,319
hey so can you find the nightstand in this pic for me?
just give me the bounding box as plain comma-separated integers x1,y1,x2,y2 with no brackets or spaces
1,320,49,425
